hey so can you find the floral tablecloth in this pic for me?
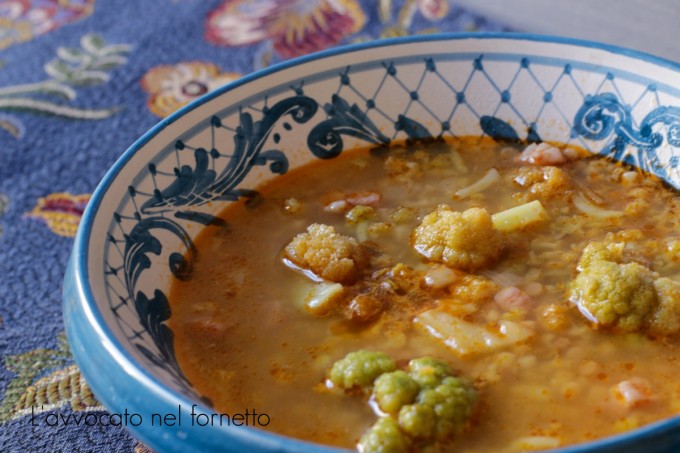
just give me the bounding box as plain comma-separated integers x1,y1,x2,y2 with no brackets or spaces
0,1,510,451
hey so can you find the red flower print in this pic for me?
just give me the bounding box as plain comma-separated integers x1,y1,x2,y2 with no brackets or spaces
205,0,366,59
25,192,90,237
0,0,95,50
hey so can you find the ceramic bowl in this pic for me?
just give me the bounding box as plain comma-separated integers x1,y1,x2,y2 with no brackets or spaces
63,33,680,453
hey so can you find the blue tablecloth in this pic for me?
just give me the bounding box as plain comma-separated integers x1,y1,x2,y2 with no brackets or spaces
0,1,510,451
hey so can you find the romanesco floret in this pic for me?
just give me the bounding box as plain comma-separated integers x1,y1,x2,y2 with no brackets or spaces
329,350,396,391
570,239,680,335
373,371,420,414
359,417,411,453
284,223,363,283
398,403,436,440
412,206,504,271
331,352,479,452
416,376,478,440
407,357,453,389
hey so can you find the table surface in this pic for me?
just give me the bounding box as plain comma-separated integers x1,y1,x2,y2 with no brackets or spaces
0,1,671,452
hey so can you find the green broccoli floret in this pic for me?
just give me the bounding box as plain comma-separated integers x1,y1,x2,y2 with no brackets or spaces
373,371,420,414
411,206,504,271
416,376,478,440
407,357,453,389
398,403,436,440
329,350,396,391
569,240,680,334
359,417,411,453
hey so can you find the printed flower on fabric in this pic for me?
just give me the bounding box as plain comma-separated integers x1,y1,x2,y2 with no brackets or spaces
0,0,95,50
25,192,89,237
205,0,366,59
415,0,449,20
141,61,240,118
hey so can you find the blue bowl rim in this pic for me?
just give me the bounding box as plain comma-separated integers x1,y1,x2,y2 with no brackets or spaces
67,32,680,452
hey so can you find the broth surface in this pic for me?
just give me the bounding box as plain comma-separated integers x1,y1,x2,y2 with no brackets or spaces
169,138,680,451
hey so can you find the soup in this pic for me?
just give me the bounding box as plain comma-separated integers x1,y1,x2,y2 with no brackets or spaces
169,138,680,452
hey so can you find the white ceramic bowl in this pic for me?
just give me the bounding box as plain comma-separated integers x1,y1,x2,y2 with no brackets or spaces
63,34,680,452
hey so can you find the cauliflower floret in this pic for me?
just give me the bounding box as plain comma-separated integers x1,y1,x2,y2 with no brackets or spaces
328,350,396,391
570,259,657,331
416,376,478,440
512,166,572,202
412,206,504,271
359,417,411,453
576,240,626,267
649,278,680,336
449,275,499,305
284,223,363,283
570,240,680,335
373,371,420,414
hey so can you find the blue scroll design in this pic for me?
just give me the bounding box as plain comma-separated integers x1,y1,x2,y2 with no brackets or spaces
573,93,680,177
307,94,436,159
122,216,196,389
308,94,390,159
142,95,319,213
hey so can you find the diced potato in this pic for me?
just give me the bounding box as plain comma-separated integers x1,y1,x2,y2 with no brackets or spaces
414,309,534,357
492,200,548,232
423,265,461,289
304,282,344,316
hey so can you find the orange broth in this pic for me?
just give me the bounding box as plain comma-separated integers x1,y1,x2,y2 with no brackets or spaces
169,138,680,451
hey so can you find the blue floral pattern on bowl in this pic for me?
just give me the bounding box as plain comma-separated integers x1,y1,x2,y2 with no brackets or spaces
64,34,680,453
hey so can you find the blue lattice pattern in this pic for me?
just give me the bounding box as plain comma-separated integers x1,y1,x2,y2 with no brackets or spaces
99,48,680,395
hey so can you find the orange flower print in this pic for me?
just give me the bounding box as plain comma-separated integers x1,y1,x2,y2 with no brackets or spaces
141,61,240,118
0,0,95,50
25,192,89,237
205,0,366,60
